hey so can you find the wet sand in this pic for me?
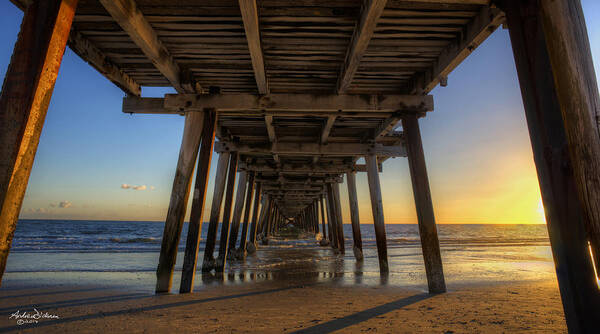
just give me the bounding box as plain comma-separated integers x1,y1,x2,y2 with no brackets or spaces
0,279,566,333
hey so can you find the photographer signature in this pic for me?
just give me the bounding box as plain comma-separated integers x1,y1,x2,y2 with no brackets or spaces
9,309,59,325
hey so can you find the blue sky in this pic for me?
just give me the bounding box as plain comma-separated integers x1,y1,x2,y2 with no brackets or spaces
2,1,600,223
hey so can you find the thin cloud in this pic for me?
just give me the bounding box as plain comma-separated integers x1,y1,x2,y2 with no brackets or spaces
59,201,72,208
132,185,147,191
121,184,152,191
121,184,131,189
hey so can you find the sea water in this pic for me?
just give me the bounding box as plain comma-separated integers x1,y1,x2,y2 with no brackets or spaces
2,220,556,292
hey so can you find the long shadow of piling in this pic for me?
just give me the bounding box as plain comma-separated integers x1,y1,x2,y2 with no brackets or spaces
292,293,434,334
0,284,308,332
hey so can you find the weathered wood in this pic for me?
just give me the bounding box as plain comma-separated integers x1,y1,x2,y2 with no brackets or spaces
162,93,433,113
402,113,446,293
98,0,193,93
333,182,346,254
326,185,339,249
366,155,389,273
201,152,230,272
320,116,337,144
227,171,248,259
156,111,204,293
501,0,600,331
347,171,363,260
265,115,276,142
238,0,269,94
238,172,255,255
216,142,407,157
337,0,387,93
0,0,77,286
247,182,262,250
540,0,600,277
320,195,327,240
412,6,505,93
180,109,216,293
216,152,239,272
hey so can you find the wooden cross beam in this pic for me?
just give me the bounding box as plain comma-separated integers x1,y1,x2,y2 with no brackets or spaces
122,94,433,114
216,142,406,157
10,0,141,97
238,162,380,173
411,6,505,94
320,116,337,144
238,0,268,94
337,0,388,94
99,0,195,94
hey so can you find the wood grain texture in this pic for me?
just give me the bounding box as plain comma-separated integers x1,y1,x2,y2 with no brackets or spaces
366,155,389,273
238,0,269,94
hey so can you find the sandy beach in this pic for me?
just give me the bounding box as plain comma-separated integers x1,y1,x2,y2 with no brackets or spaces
0,278,565,333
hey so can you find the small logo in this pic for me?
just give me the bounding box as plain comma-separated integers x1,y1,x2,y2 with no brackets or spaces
9,309,59,326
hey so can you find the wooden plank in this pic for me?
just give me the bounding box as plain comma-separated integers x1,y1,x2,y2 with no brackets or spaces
412,6,504,93
238,172,255,256
179,109,216,293
347,171,363,260
498,0,600,330
402,113,446,293
320,116,336,144
155,111,204,293
227,171,249,259
0,0,77,285
68,31,141,96
201,152,230,272
215,152,239,272
366,155,389,273
158,93,434,113
98,0,194,93
337,0,388,93
238,0,269,94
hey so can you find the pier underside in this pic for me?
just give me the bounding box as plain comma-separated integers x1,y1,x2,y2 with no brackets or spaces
1,0,600,332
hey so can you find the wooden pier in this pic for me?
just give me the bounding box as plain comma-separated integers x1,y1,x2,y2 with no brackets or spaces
1,0,600,332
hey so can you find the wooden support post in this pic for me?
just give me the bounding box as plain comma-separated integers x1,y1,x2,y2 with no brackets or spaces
227,171,248,259
501,0,600,330
539,0,600,278
248,183,262,250
238,172,255,256
179,109,216,293
347,171,363,260
155,112,204,293
215,152,239,272
202,152,230,272
333,182,345,254
326,186,338,249
403,114,446,293
366,155,389,273
320,195,327,240
0,0,77,286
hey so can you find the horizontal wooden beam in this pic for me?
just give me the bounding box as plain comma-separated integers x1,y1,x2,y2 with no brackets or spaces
413,6,504,93
216,142,406,157
99,0,193,94
122,94,433,114
238,162,380,173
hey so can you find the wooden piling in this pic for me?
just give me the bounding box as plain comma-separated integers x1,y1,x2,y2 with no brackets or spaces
227,171,248,259
501,0,600,330
320,195,327,240
366,155,389,273
155,111,204,293
202,152,230,272
347,171,363,260
215,152,239,272
0,0,78,285
326,186,339,249
333,182,345,254
248,183,262,249
179,109,216,293
403,113,446,293
238,172,255,256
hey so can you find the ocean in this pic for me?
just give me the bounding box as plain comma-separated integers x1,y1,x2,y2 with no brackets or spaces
2,220,556,292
